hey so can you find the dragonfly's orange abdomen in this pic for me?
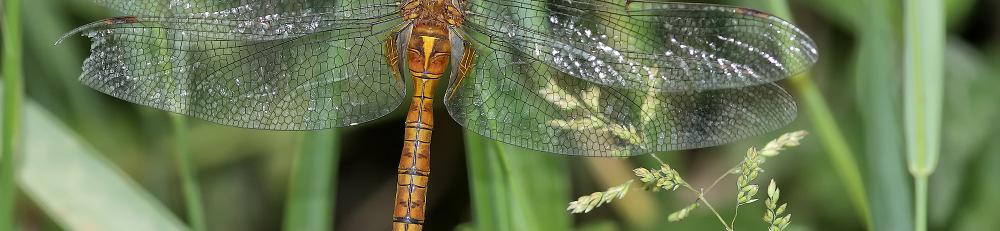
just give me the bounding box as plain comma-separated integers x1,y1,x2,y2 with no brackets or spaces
392,15,454,231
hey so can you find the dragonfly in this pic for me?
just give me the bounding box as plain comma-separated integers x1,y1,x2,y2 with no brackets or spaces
59,0,817,230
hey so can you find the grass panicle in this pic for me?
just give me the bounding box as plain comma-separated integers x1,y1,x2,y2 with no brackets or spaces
568,131,808,231
764,179,791,231
760,131,808,157
736,148,762,205
667,203,700,222
634,164,685,191
567,180,634,214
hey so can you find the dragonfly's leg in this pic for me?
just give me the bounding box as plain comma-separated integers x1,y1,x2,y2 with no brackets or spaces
384,32,405,90
445,41,476,102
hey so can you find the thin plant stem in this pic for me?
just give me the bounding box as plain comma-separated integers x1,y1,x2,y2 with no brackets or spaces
682,184,732,231
649,154,732,231
171,115,206,231
706,170,734,193
913,176,928,231
1,0,24,229
730,204,740,228
648,153,666,166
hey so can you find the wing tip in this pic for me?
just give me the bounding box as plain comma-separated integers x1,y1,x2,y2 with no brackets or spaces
55,16,141,45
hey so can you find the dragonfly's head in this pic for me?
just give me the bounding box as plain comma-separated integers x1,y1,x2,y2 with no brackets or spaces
407,24,451,78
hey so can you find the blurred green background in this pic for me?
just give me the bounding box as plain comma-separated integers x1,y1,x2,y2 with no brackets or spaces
2,0,999,230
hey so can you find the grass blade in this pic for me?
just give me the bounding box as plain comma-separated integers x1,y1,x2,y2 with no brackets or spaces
1,0,24,229
171,115,206,231
283,130,338,231
499,145,570,231
903,0,945,230
853,0,913,230
464,131,512,231
17,102,187,231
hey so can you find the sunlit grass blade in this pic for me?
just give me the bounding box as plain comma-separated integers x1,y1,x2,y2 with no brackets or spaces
1,0,24,229
17,102,187,231
904,0,945,230
853,0,913,230
465,132,570,231
171,115,206,231
283,130,338,231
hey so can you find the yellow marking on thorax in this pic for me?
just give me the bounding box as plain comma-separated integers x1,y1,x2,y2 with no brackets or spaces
420,36,437,71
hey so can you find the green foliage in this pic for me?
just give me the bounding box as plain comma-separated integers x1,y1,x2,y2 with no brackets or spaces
8,0,1000,230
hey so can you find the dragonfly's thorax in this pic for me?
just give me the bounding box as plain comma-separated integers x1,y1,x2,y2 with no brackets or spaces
400,0,464,78
406,22,452,77
401,0,465,27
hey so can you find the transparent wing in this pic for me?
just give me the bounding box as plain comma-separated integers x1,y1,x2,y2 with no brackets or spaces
89,0,387,17
445,35,796,156
463,0,818,92
68,3,406,130
448,0,800,155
